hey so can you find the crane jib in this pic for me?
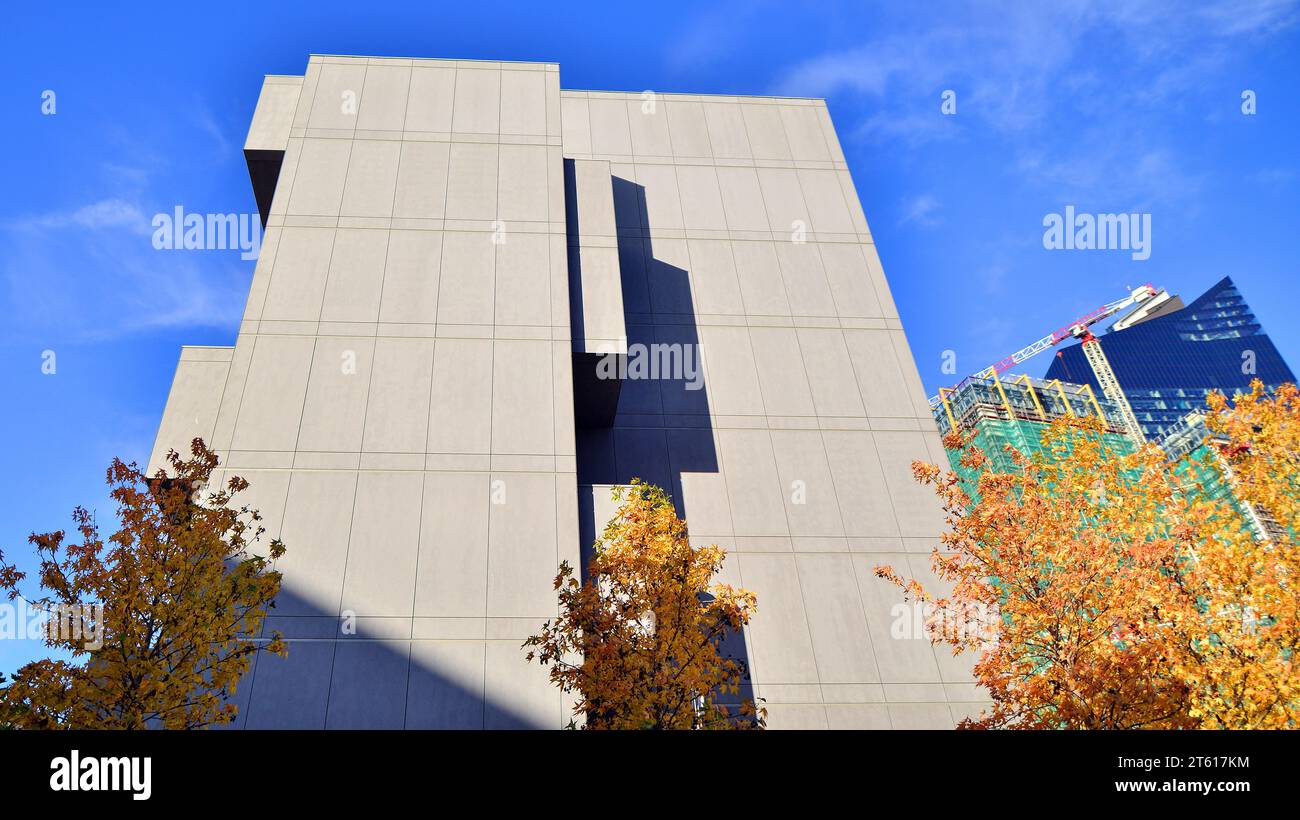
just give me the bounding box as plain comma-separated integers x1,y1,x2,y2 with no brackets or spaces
927,284,1158,428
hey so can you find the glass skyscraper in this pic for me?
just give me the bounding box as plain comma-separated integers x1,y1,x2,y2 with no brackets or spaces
1045,276,1295,440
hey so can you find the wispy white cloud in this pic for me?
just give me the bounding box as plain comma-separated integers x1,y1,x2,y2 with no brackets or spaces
99,162,152,193
898,194,941,227
2,84,260,346
772,10,1082,133
8,198,151,233
773,0,1295,212
980,262,1009,295
195,104,232,157
775,0,1298,132
664,1,775,74
854,109,960,148
2,192,248,343
1188,0,1300,37
1247,167,1298,189
1016,145,1206,211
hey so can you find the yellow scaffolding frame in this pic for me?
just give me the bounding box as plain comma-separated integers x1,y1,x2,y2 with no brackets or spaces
990,370,1015,420
1077,383,1106,419
1011,374,1048,421
938,387,957,433
1044,378,1074,417
935,373,1126,444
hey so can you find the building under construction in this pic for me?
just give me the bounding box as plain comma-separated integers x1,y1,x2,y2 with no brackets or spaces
1156,412,1284,541
932,362,1280,543
932,373,1135,491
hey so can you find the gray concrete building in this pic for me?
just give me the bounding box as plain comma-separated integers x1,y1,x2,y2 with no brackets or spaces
149,54,982,729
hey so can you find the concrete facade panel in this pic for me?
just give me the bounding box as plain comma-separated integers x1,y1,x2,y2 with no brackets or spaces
703,103,752,159
393,141,450,220
436,231,495,325
451,68,501,134
296,336,373,452
379,229,443,323
339,471,424,617
486,472,558,617
500,69,548,136
495,232,552,327
734,554,819,684
320,228,388,321
360,337,435,453
286,138,351,216
245,76,301,152
731,240,790,316
675,166,728,231
260,227,334,321
404,65,456,132
775,242,837,317
275,470,358,616
627,99,672,156
748,327,816,416
340,140,401,218
356,63,411,132
428,337,493,454
715,167,768,232
243,642,334,729
307,62,367,131
663,99,712,158
795,328,867,417
148,350,231,471
405,641,486,728
445,142,498,221
230,335,314,452
684,238,744,316
326,639,411,728
415,472,489,617
769,430,843,538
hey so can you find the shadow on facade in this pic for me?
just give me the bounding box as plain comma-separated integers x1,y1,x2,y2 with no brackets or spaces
219,584,547,730
572,176,757,716
225,175,756,730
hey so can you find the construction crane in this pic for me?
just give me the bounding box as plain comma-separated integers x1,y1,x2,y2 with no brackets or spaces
932,284,1158,445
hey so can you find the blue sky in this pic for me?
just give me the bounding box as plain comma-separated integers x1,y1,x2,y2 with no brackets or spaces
1,0,1297,671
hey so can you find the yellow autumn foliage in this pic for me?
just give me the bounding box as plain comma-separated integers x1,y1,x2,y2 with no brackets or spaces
526,480,764,729
878,380,1299,729
0,439,285,729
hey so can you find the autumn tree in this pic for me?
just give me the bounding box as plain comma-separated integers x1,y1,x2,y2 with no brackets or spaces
878,380,1299,729
0,675,16,729
525,481,764,729
0,438,285,729
1189,381,1300,727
